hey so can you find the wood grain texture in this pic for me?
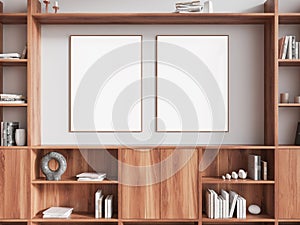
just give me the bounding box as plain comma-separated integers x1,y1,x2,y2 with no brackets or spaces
27,0,41,146
0,13,27,24
0,150,29,219
120,148,161,219
0,2,3,124
32,13,274,25
278,149,300,219
161,148,198,219
264,17,278,146
264,0,277,13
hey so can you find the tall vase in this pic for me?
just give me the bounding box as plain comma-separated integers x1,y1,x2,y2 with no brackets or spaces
295,122,300,146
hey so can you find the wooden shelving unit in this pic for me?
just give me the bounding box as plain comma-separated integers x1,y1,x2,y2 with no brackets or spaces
0,0,299,224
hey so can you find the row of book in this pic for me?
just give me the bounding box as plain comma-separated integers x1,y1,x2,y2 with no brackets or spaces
95,189,113,219
278,35,300,59
206,189,246,219
76,172,106,181
1,121,19,146
0,93,26,104
175,1,202,13
248,154,267,181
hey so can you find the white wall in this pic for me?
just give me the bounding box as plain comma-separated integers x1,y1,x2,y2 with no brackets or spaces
41,25,264,145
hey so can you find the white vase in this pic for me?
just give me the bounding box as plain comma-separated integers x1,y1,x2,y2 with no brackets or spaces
15,129,26,146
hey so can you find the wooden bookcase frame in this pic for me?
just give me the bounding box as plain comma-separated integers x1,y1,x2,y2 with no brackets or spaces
0,0,299,224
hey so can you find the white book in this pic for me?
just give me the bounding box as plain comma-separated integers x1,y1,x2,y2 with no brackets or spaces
0,100,25,104
76,172,106,179
219,195,226,219
43,207,73,216
206,189,212,218
0,53,21,58
248,155,261,180
95,189,102,218
108,195,113,218
240,196,246,219
221,189,229,218
229,191,238,218
43,213,71,219
78,177,105,181
218,196,223,219
237,197,242,219
282,36,290,59
296,42,299,59
288,36,293,59
211,190,219,219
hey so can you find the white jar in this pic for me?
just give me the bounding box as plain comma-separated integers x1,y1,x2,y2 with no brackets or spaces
15,129,26,146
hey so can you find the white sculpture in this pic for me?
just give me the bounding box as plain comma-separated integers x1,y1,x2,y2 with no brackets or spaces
238,169,248,179
248,204,261,215
225,173,231,180
222,175,226,180
231,171,238,180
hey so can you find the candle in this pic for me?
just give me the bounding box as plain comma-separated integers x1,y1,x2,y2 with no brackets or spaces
280,93,289,103
54,1,59,7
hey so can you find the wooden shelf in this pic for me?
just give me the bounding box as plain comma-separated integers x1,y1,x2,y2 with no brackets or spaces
32,13,274,25
0,103,27,107
31,145,119,150
279,13,300,24
278,146,300,149
0,219,28,222
32,178,118,184
0,13,27,24
0,59,27,66
203,145,275,150
202,177,275,184
32,212,118,222
278,103,300,107
278,59,300,66
202,213,275,222
0,146,29,150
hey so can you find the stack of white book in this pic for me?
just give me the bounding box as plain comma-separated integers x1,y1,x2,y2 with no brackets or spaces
43,207,73,219
0,53,21,59
206,189,246,219
175,1,202,13
0,94,26,104
76,172,106,181
95,189,113,219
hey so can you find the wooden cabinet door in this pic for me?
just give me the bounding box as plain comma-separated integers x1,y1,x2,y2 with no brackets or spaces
0,150,29,219
120,148,161,219
278,149,300,218
161,148,198,219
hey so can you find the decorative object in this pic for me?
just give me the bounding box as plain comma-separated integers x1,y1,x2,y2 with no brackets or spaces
156,35,229,131
53,1,59,13
41,152,67,181
15,129,26,146
1,122,19,146
203,0,213,13
280,93,289,103
222,175,226,180
175,1,203,13
294,96,300,103
43,0,50,13
225,173,231,180
238,169,247,179
248,204,261,215
295,122,300,146
231,171,238,180
70,35,142,132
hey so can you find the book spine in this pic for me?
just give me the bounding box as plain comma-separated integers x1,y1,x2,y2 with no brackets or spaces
288,36,293,59
262,160,268,180
292,36,296,59
282,36,289,59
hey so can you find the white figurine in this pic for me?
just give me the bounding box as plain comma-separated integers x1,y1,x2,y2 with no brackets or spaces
225,173,231,180
222,175,226,180
238,169,247,179
203,0,213,13
231,171,238,180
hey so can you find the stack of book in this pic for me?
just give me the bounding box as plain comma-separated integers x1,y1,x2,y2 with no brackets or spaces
76,172,106,181
43,207,73,219
95,189,113,219
278,35,300,59
248,154,268,181
206,189,246,219
1,121,19,146
0,94,26,104
0,53,21,59
175,1,202,13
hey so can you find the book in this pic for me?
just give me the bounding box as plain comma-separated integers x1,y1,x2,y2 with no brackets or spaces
0,53,21,59
206,189,213,218
241,196,246,219
76,172,106,179
95,189,102,218
282,36,290,59
221,189,229,218
0,100,25,104
248,154,261,180
104,195,113,219
229,191,239,218
43,207,73,219
292,36,296,59
278,36,286,59
1,122,19,146
296,42,299,59
261,160,268,180
211,190,219,219
288,36,293,59
236,196,241,219
77,177,105,181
